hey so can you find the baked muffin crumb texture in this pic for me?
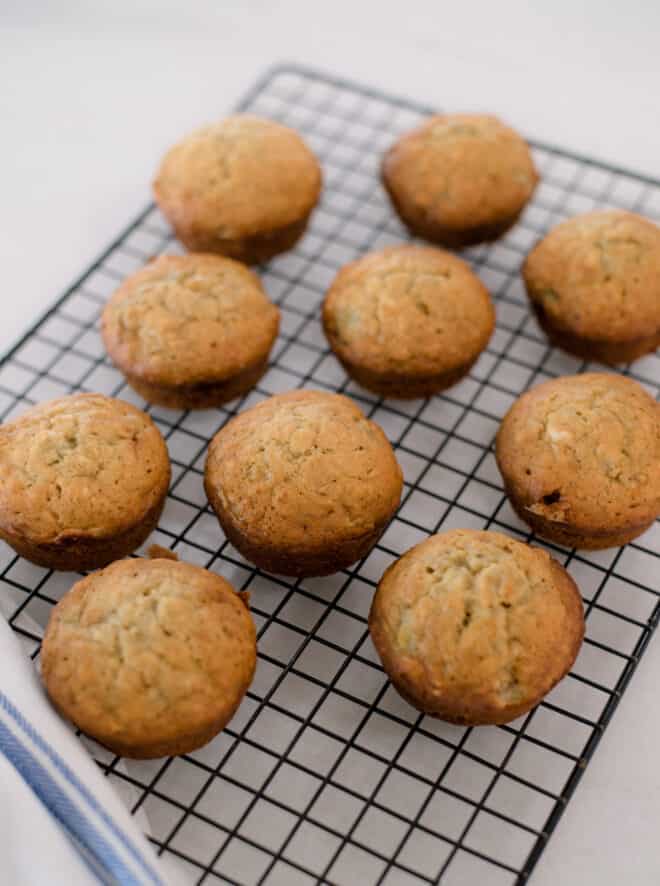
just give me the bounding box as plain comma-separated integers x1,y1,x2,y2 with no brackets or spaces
0,393,170,569
496,372,660,548
370,529,583,724
323,245,494,397
205,390,403,575
523,210,660,363
102,253,279,407
41,558,256,758
382,113,538,247
153,114,322,262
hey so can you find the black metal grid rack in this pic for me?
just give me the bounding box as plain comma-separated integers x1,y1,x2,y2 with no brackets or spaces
2,64,660,886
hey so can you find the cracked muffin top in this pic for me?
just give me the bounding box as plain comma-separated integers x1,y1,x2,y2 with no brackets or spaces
382,114,538,242
102,254,280,388
153,114,321,242
496,373,660,538
369,529,583,724
322,245,494,378
41,557,256,757
204,390,403,552
0,393,170,544
523,210,660,342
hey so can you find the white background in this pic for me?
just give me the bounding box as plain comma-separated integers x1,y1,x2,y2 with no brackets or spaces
1,2,659,884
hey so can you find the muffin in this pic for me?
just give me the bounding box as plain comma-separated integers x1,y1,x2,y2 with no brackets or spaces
204,390,403,576
523,210,660,364
0,394,170,571
322,245,495,398
41,557,256,758
382,114,538,248
153,114,322,263
102,254,280,409
369,529,584,725
496,373,660,549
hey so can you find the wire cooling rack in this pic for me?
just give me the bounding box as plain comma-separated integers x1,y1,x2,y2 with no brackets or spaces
2,64,660,886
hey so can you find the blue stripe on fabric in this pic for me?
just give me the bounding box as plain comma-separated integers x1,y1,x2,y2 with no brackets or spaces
67,825,125,886
0,716,139,886
0,692,163,886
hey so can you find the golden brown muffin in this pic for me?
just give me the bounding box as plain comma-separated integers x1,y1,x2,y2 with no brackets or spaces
382,114,538,248
0,394,170,571
41,557,256,758
369,529,584,725
101,254,280,409
523,210,660,364
153,115,322,263
322,245,495,398
496,373,660,549
204,390,403,576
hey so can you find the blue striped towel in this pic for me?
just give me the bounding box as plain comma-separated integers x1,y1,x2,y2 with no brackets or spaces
0,617,175,886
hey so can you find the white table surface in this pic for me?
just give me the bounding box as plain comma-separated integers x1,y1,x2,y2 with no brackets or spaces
1,2,659,884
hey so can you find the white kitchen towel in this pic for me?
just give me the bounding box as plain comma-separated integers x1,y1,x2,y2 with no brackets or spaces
0,616,178,886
